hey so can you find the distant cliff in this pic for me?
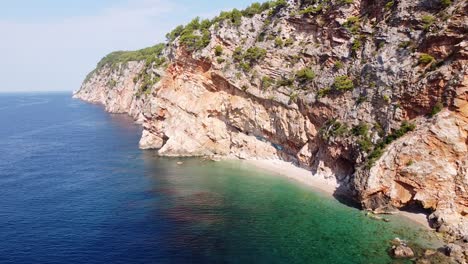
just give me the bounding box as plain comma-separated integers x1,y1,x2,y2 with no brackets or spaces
74,0,467,259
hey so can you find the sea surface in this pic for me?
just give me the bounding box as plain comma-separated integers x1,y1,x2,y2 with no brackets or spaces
0,93,440,264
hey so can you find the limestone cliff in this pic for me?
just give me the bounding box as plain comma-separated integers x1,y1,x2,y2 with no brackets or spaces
74,0,467,255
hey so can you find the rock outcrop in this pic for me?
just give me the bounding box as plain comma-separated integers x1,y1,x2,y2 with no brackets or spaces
74,0,467,255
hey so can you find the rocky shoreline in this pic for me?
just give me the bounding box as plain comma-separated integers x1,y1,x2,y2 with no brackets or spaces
74,0,467,262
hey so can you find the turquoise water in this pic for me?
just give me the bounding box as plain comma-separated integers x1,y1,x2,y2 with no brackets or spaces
0,93,440,263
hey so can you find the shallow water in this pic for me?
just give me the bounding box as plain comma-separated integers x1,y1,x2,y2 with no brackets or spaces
0,93,440,263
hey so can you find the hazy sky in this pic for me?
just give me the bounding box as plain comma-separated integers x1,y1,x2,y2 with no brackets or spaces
0,0,258,92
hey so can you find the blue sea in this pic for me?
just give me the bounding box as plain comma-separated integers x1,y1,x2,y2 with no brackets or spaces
0,93,439,263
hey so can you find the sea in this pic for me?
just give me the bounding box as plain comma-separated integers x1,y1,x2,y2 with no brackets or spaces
0,92,440,264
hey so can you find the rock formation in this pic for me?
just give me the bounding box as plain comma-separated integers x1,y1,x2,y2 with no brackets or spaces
74,0,467,257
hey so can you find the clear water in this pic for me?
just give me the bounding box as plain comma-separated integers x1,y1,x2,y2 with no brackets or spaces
0,93,440,264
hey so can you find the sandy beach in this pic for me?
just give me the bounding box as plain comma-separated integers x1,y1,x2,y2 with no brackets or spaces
242,159,432,230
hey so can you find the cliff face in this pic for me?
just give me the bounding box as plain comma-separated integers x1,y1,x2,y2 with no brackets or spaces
74,61,147,122
74,0,467,247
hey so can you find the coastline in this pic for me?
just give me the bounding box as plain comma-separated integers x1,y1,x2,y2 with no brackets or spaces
241,159,432,230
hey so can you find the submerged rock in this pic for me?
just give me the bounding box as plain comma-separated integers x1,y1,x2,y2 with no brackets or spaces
392,244,415,259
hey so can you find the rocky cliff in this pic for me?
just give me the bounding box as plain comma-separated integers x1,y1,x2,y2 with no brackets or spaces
74,0,467,258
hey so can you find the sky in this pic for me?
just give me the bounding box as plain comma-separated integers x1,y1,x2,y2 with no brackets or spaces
0,0,259,92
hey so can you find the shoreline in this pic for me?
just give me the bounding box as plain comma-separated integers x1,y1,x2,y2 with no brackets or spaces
241,159,432,230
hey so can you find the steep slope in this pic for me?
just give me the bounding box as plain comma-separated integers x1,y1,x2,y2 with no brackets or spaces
74,0,467,257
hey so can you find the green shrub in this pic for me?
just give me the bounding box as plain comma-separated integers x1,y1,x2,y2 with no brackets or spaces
398,41,411,49
276,77,294,87
358,137,373,152
334,60,344,70
240,62,251,72
243,47,267,62
353,123,369,137
383,95,390,103
233,47,244,61
419,53,435,65
333,75,354,91
214,45,223,56
430,101,443,117
385,1,394,9
383,121,416,145
257,32,266,42
275,37,284,47
284,38,294,47
262,76,274,89
357,96,367,104
289,92,299,103
166,25,184,42
217,58,226,64
108,79,117,88
296,68,315,82
344,16,360,34
95,44,165,70
233,46,267,70
422,15,435,30
242,2,271,17
298,4,323,15
320,119,349,141
351,39,362,52
215,9,243,26
270,0,287,9
317,87,331,98
440,0,452,7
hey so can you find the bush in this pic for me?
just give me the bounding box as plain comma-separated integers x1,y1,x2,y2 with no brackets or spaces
243,47,267,63
176,17,212,51
351,39,362,52
385,1,394,9
383,95,390,103
296,68,315,82
262,76,274,89
358,137,372,152
344,16,360,34
108,79,117,88
440,0,452,7
275,37,284,47
233,47,244,61
240,62,251,72
276,77,294,87
430,101,443,117
284,38,294,47
270,0,287,9
419,53,435,65
96,44,166,70
353,123,369,137
215,9,243,26
422,15,435,30
298,4,323,15
214,45,223,56
320,119,349,141
333,76,354,91
166,25,184,42
242,2,270,17
399,41,411,49
317,87,331,98
334,61,344,70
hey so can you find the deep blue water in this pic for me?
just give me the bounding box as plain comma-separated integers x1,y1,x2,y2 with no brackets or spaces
0,93,439,264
